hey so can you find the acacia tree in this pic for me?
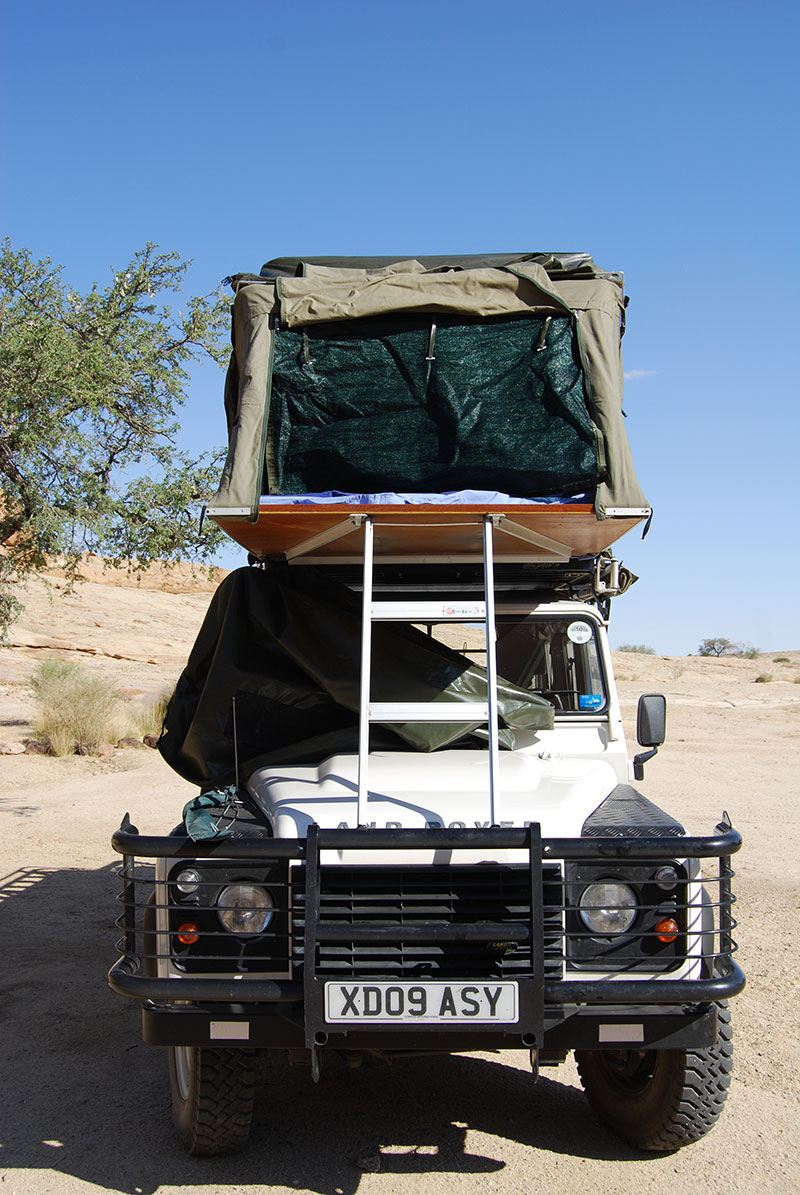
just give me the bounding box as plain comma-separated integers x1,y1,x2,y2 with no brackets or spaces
0,240,231,633
697,637,737,657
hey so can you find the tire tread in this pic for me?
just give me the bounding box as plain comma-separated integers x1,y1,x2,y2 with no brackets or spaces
576,1003,733,1151
170,1047,256,1156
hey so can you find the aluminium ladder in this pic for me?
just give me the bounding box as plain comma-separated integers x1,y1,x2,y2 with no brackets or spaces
356,515,501,828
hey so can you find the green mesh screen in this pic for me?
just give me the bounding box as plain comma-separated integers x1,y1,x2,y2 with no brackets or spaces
266,313,604,496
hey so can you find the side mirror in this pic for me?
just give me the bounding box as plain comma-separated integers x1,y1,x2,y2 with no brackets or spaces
634,693,666,780
637,693,666,747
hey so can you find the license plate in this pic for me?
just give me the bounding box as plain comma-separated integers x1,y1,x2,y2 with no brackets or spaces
324,980,518,1024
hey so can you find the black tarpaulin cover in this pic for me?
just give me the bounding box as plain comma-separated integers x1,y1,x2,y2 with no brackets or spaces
158,566,554,789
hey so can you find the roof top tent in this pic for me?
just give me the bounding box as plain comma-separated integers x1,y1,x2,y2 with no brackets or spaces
181,254,650,813
206,253,650,565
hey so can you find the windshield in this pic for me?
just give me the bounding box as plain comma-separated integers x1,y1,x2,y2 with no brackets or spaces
425,614,607,714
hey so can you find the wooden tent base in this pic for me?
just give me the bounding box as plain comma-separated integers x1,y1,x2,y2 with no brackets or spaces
209,503,646,564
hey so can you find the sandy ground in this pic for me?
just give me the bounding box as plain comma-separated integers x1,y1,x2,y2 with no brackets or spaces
1,567,799,1195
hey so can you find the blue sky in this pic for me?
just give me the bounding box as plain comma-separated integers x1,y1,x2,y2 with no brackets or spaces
3,0,798,653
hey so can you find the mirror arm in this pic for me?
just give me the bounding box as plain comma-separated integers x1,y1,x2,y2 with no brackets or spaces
633,746,658,781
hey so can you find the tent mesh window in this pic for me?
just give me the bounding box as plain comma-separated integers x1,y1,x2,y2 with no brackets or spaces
266,313,605,497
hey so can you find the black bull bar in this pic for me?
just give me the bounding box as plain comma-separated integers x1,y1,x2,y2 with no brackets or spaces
109,820,744,1050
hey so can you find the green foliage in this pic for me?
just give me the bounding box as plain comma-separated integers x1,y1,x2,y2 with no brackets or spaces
697,637,738,657
754,673,773,684
0,240,231,634
617,643,656,655
773,656,790,664
697,638,762,659
29,659,121,755
0,588,23,634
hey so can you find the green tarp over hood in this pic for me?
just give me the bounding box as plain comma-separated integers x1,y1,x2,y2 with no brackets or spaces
210,254,648,520
159,566,554,789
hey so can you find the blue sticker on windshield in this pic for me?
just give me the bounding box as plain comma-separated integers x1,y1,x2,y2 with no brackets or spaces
579,694,603,710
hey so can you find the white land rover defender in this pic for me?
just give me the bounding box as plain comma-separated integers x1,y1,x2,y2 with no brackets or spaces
109,252,742,1156
110,536,742,1156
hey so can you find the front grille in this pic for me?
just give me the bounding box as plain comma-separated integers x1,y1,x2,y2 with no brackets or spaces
112,825,741,998
292,863,564,980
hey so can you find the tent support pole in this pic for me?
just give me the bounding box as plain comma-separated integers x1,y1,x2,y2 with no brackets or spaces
283,515,366,561
488,514,572,560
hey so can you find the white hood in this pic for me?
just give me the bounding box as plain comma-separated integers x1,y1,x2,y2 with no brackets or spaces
247,749,618,860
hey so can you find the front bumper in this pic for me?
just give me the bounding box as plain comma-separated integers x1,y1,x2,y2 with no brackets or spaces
109,820,743,1053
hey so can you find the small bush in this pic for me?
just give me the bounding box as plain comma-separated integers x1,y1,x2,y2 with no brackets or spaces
129,689,173,739
754,673,773,684
773,656,790,664
30,660,121,755
617,643,656,654
739,645,760,660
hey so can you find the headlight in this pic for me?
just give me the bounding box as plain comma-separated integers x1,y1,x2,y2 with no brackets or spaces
579,881,637,935
175,868,202,894
654,865,679,890
217,883,274,936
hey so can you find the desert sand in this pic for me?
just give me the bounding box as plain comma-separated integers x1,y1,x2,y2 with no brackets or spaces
1,562,799,1195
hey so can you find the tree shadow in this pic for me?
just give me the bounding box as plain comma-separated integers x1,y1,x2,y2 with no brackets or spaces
0,862,651,1194
0,798,40,818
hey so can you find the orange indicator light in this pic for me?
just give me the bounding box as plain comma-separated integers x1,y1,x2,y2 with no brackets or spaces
654,917,679,943
177,922,200,945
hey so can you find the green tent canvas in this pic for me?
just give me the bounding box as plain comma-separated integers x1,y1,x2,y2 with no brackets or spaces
209,253,648,520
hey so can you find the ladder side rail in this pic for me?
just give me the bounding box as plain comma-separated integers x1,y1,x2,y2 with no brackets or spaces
483,516,500,827
357,517,375,826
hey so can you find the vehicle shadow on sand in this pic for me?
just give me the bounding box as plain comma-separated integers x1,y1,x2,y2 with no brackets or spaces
0,863,654,1194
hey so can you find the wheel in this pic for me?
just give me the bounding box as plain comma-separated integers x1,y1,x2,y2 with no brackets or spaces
575,1003,733,1151
168,1045,256,1155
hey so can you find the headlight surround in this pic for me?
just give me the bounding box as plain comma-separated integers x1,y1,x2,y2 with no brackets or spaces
578,881,637,935
217,882,274,936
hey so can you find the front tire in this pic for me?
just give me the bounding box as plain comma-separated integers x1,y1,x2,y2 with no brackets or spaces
575,1003,733,1151
168,1045,256,1155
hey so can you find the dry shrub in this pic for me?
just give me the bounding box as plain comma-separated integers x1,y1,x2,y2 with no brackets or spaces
30,659,121,755
754,673,773,684
129,689,173,739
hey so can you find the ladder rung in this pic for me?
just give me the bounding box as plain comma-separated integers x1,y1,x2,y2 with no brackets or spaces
369,701,489,723
370,601,486,621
